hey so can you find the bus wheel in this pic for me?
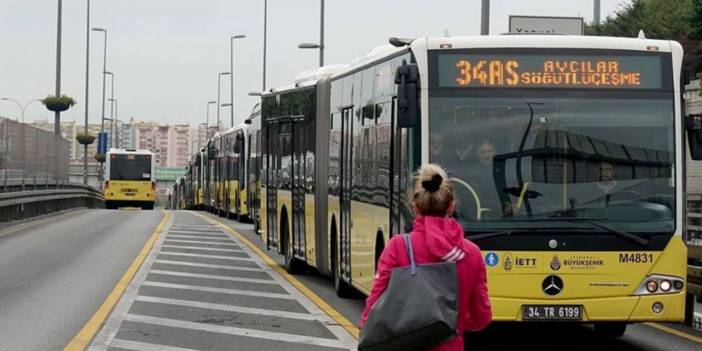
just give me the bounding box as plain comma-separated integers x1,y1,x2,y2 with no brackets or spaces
283,221,301,274
594,322,627,337
104,201,114,210
143,203,154,210
332,232,353,298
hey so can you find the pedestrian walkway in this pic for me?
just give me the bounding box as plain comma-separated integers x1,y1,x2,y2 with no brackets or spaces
88,211,358,351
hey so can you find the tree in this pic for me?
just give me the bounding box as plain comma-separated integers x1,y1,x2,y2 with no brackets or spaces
586,0,702,73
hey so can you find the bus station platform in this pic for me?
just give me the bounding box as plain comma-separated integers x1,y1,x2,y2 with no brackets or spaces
87,211,358,351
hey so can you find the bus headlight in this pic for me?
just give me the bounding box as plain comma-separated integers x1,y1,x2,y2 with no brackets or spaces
646,280,658,293
634,274,684,295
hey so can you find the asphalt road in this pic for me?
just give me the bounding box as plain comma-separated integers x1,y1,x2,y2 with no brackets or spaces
0,209,164,351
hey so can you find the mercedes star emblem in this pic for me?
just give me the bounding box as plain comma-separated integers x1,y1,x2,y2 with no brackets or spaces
542,275,564,296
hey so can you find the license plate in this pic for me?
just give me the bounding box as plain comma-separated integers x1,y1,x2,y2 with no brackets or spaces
522,305,583,321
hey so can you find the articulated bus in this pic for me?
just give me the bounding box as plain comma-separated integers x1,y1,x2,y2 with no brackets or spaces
252,34,698,336
104,148,156,209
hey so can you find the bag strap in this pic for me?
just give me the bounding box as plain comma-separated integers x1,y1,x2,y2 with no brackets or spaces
403,234,417,276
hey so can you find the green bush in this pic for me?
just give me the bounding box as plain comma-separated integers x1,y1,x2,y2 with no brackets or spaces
94,153,105,163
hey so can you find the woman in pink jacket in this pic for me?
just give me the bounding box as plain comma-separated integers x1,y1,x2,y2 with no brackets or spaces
360,164,492,350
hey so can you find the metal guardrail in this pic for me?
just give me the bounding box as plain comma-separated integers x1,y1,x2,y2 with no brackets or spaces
0,182,103,223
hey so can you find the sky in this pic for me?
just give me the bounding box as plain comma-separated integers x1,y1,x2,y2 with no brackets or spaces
0,0,629,127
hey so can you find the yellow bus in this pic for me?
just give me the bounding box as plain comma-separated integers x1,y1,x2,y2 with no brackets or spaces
213,126,249,220
104,149,156,210
253,34,698,337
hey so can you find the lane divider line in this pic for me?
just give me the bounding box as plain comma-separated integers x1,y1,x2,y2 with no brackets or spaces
192,211,361,340
64,210,171,351
644,322,702,345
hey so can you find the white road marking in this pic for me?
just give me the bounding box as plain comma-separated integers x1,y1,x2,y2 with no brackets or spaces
124,314,348,349
164,239,239,247
161,244,244,253
154,259,262,272
149,269,276,285
158,251,253,262
89,212,357,351
166,234,231,240
135,295,317,320
141,281,294,300
110,339,199,351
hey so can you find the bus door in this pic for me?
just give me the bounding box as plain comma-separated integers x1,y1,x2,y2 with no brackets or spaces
390,97,409,237
237,131,246,215
339,107,353,279
291,116,306,259
266,121,280,248
278,120,293,254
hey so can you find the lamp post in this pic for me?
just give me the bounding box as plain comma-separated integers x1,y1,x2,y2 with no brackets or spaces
108,98,118,148
0,98,42,123
297,0,324,67
262,0,268,90
217,72,231,132
105,71,115,148
92,28,107,136
206,100,216,140
83,0,90,185
230,35,246,128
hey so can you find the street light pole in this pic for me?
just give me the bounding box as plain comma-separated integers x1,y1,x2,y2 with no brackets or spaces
0,98,42,124
230,35,246,128
55,0,63,136
263,0,267,91
217,72,231,132
105,72,115,148
109,98,118,148
319,0,324,67
83,0,90,185
92,27,107,145
206,100,216,140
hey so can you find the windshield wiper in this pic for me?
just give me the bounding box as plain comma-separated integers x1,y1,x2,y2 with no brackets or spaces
467,230,512,241
581,220,650,246
541,217,650,246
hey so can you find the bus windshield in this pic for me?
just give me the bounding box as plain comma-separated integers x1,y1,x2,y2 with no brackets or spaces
428,95,675,234
109,154,153,181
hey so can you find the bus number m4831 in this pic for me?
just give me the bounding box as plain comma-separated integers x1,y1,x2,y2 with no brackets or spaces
619,253,654,264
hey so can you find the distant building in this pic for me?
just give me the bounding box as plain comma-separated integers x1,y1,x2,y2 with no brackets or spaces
135,121,192,168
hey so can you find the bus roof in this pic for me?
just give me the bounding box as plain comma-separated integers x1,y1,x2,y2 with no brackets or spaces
422,34,679,53
107,148,153,155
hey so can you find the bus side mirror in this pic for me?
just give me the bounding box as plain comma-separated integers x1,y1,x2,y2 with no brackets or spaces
686,114,702,160
395,60,419,128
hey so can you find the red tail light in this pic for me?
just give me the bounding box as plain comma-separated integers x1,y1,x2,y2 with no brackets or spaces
151,181,156,191
104,180,109,190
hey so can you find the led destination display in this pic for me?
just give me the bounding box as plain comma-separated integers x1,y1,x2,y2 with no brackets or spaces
436,53,664,89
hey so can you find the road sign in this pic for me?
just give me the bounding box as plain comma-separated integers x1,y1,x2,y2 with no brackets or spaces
97,132,108,154
509,15,584,35
155,167,186,181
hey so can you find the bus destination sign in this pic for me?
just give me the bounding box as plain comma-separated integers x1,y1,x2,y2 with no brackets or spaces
436,53,663,89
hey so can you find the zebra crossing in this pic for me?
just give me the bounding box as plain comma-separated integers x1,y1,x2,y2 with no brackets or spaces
88,211,358,351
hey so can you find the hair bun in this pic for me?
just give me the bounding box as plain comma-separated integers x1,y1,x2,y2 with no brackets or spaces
421,173,442,192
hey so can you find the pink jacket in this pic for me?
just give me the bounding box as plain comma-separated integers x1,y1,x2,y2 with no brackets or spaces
360,216,492,350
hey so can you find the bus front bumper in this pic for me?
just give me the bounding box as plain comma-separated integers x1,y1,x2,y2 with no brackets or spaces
491,292,685,322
